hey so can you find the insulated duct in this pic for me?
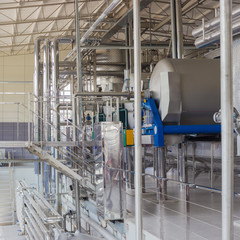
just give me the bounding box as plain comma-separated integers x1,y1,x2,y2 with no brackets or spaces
192,5,240,48
65,0,121,61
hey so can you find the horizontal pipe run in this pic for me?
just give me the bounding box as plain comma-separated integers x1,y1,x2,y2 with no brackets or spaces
80,213,118,240
163,124,221,135
74,91,135,98
195,17,240,48
192,5,240,38
143,173,240,198
59,70,124,76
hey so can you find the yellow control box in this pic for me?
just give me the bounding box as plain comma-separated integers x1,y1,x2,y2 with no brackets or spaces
126,129,134,146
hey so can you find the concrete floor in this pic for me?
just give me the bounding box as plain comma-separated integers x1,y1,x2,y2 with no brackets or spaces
0,225,25,240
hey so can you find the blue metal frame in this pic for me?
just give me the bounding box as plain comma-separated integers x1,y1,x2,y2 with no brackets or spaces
141,98,221,147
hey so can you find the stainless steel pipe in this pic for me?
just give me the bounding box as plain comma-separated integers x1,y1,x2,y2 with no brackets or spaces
51,39,60,147
176,0,183,59
65,0,121,60
133,0,143,239
74,91,134,98
75,0,83,129
195,17,240,48
170,0,177,58
33,37,42,141
192,5,240,38
43,39,51,143
220,0,234,239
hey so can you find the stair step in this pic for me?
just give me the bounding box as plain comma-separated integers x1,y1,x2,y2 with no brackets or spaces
0,202,13,208
0,211,14,218
0,207,14,213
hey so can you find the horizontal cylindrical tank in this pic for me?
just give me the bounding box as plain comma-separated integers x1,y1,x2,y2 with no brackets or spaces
149,59,220,125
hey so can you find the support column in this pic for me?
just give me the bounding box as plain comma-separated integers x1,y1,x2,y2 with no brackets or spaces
75,0,82,127
220,0,233,239
74,0,82,232
133,0,143,238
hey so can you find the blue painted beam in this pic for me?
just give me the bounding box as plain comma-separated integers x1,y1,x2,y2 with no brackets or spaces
163,124,221,135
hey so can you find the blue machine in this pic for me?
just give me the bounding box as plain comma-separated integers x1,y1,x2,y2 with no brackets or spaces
141,98,221,147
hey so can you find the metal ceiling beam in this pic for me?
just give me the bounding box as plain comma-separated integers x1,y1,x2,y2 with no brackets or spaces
0,28,107,40
0,16,79,26
0,0,101,10
0,42,209,50
153,0,206,31
101,0,155,43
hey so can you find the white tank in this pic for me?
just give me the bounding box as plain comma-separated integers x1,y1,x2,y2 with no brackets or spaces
149,59,220,125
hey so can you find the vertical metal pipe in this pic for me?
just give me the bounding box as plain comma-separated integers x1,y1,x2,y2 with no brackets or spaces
176,0,183,59
142,148,145,193
51,39,60,158
34,38,41,141
125,23,130,70
133,0,142,238
93,50,97,92
210,143,214,189
116,97,119,121
192,142,196,184
158,147,167,200
75,0,82,127
178,144,183,182
74,0,82,232
28,93,31,145
17,104,19,141
55,171,60,212
72,96,77,141
43,39,50,143
170,0,177,58
75,181,81,231
220,0,233,239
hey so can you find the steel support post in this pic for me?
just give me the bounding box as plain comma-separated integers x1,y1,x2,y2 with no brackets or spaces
220,0,234,239
133,0,143,238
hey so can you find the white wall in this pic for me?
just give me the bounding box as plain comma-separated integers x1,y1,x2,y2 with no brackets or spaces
0,48,72,122
0,53,34,122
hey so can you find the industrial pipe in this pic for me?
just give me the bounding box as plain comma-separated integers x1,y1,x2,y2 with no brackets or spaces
74,91,134,98
80,213,118,240
43,39,51,143
75,0,83,130
192,5,240,38
65,0,121,60
133,0,143,239
33,37,42,141
80,0,120,43
176,0,183,59
220,0,234,239
51,39,60,150
194,18,240,48
170,0,177,58
74,0,82,231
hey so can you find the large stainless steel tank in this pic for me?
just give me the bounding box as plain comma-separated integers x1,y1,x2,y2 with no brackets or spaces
96,49,125,92
149,59,220,125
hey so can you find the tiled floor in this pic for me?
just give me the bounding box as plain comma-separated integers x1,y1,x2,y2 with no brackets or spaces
125,172,240,240
0,225,25,240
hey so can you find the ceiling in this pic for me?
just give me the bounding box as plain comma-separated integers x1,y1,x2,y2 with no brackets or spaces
0,0,239,56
